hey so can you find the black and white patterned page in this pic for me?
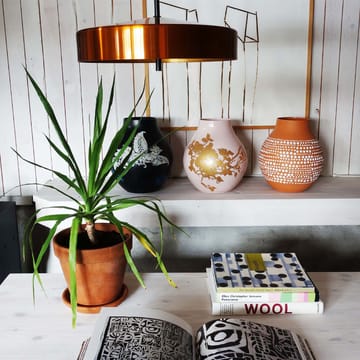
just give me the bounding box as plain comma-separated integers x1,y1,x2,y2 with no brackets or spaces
84,308,194,360
195,318,314,360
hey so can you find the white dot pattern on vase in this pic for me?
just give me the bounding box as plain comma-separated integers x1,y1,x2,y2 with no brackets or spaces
259,138,324,184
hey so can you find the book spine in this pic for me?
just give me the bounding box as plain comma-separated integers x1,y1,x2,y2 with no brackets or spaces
210,300,324,316
215,287,315,293
216,291,318,303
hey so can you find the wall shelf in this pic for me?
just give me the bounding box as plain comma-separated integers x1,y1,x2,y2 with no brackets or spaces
34,176,360,228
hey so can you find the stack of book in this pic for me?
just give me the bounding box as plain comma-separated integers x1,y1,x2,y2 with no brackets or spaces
207,252,324,315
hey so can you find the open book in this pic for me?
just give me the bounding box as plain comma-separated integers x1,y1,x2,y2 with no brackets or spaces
82,307,315,360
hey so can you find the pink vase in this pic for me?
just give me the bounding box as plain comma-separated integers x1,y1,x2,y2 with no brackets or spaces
183,119,248,193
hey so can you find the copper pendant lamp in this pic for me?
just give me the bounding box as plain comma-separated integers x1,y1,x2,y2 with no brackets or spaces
76,0,237,71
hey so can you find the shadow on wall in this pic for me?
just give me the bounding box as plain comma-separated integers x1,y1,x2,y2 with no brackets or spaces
23,224,50,273
13,204,50,275
0,202,21,283
12,204,360,275
132,226,360,273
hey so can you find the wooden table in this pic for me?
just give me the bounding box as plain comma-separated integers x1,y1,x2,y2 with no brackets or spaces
0,272,359,359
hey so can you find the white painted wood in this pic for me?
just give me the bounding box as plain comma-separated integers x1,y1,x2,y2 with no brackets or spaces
93,0,117,138
309,0,325,135
33,177,360,228
251,128,270,175
112,0,136,126
38,0,68,178
348,4,360,175
74,0,97,176
131,63,148,117
333,0,360,175
168,130,187,177
3,0,36,195
0,0,19,195
200,62,224,120
0,272,359,359
58,0,86,175
317,0,343,176
22,0,53,191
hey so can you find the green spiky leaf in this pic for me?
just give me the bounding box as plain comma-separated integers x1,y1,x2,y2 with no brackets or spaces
16,70,185,327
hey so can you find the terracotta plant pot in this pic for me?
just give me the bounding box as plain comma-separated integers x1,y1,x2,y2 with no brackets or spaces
183,119,248,193
259,117,324,192
53,223,132,313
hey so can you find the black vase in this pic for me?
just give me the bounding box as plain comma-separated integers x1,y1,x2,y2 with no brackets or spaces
114,117,172,193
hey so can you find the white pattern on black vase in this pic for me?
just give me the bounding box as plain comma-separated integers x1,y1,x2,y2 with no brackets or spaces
113,117,172,193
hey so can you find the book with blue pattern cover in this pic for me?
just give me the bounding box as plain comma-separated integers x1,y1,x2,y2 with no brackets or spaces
211,252,316,293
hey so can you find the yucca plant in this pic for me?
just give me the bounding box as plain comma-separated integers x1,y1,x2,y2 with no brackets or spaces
16,69,180,326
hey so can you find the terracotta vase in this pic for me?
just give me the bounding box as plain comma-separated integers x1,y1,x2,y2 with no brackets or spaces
259,117,324,192
113,116,172,193
53,223,132,313
183,119,248,193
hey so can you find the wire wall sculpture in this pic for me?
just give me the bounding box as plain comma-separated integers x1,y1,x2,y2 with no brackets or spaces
146,0,311,128
160,1,201,123
224,6,259,122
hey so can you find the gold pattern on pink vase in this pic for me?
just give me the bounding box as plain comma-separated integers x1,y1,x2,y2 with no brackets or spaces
258,117,324,192
183,119,248,193
187,133,246,192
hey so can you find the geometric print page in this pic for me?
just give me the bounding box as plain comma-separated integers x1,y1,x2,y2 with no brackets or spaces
195,318,314,360
97,316,193,359
83,308,194,360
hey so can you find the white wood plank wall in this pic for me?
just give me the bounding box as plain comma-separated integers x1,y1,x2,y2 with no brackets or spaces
1,0,359,197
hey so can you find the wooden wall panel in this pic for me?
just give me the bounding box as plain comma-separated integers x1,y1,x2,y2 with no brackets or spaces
332,0,360,175
310,0,360,176
2,0,36,195
38,0,68,178
0,0,17,195
313,0,343,176
22,0,52,191
1,0,359,197
350,26,360,175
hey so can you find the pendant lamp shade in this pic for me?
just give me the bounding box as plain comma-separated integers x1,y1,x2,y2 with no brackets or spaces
77,18,237,64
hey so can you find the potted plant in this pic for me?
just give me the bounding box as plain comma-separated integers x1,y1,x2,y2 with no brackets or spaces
16,70,181,326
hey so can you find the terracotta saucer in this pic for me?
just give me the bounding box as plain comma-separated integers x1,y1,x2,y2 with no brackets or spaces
61,284,128,314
